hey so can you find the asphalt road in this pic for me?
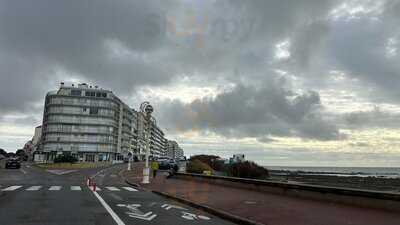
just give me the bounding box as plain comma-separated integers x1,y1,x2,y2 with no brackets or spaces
0,161,236,225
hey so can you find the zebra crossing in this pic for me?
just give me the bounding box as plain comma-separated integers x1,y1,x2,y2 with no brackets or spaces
1,185,139,192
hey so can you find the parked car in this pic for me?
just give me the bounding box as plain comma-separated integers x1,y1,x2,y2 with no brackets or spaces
5,158,21,169
157,157,179,171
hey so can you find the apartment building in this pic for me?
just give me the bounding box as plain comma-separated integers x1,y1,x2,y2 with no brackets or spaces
135,111,167,160
37,83,134,162
36,83,174,162
166,140,184,159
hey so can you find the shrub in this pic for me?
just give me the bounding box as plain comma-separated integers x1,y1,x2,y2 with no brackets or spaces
187,159,213,174
227,161,269,179
54,154,78,163
190,154,225,171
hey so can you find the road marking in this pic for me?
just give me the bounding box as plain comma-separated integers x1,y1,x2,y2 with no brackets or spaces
117,204,157,221
106,187,120,191
71,186,82,191
2,186,22,191
47,169,77,175
92,191,126,225
26,186,42,191
161,203,187,210
49,186,62,191
20,168,27,174
121,187,138,192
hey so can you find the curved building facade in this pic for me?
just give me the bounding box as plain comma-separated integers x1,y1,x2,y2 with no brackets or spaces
38,83,134,162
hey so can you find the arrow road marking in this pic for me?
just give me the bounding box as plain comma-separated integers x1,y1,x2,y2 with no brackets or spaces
161,203,187,210
181,212,211,221
117,204,157,221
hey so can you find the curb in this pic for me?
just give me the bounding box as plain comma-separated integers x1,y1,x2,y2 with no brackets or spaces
151,190,265,225
125,179,142,188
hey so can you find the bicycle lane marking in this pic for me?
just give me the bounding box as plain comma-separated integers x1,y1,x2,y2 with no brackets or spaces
91,190,126,225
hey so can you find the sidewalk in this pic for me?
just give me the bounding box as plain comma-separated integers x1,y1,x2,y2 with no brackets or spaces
123,163,400,225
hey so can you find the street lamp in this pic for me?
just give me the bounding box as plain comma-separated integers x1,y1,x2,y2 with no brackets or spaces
140,101,154,184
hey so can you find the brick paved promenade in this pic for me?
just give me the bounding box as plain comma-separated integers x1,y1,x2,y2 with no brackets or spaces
123,163,400,225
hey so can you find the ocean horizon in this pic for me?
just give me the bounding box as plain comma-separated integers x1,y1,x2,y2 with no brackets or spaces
265,166,400,178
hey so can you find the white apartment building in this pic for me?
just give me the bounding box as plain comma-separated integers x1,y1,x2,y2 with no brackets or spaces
36,83,171,163
166,140,184,159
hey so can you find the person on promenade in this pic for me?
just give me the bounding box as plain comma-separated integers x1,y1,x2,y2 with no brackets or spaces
151,159,159,178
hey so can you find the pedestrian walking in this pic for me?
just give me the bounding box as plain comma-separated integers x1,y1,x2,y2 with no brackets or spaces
151,160,159,178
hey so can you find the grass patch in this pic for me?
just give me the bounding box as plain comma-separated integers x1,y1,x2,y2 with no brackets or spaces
35,162,111,169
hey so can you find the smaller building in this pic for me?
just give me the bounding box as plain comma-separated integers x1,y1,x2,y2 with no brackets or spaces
166,140,184,159
225,154,245,164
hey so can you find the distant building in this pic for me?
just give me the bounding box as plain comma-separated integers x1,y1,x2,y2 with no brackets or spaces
134,111,167,160
166,140,184,159
225,154,245,164
32,125,42,147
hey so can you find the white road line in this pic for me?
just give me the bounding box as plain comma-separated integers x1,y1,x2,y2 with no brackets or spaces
121,187,138,192
49,186,62,191
71,186,82,191
2,186,22,191
92,191,126,225
26,186,42,191
106,187,120,191
20,168,27,174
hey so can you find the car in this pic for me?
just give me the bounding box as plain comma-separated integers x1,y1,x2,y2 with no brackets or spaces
5,158,21,169
157,158,179,172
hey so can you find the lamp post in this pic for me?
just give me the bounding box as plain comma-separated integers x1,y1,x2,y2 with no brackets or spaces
127,149,133,171
140,102,154,184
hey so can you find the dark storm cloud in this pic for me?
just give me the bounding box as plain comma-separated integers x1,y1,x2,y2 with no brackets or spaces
4,0,400,144
344,106,400,129
0,0,172,114
327,17,400,102
160,79,342,141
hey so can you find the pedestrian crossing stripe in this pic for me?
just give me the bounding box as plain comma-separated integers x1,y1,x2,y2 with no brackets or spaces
49,186,62,191
2,186,22,191
1,185,138,192
71,186,81,191
26,186,42,191
122,187,138,192
105,187,120,191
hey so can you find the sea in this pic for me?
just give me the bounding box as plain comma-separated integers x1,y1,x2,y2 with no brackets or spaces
265,166,400,179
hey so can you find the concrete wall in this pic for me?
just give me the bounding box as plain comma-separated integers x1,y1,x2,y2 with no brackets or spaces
174,173,400,212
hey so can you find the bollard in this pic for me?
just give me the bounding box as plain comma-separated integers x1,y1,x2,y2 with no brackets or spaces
93,182,96,192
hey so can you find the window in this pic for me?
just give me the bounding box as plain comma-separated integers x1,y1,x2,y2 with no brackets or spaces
96,92,102,97
89,107,98,115
85,91,95,97
102,92,107,98
70,90,82,96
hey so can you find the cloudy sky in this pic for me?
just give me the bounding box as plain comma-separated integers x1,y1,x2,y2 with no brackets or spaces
1,0,400,167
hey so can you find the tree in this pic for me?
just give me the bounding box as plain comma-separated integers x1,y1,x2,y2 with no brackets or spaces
190,155,225,171
227,161,269,179
0,148,7,156
187,159,214,174
16,149,28,161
